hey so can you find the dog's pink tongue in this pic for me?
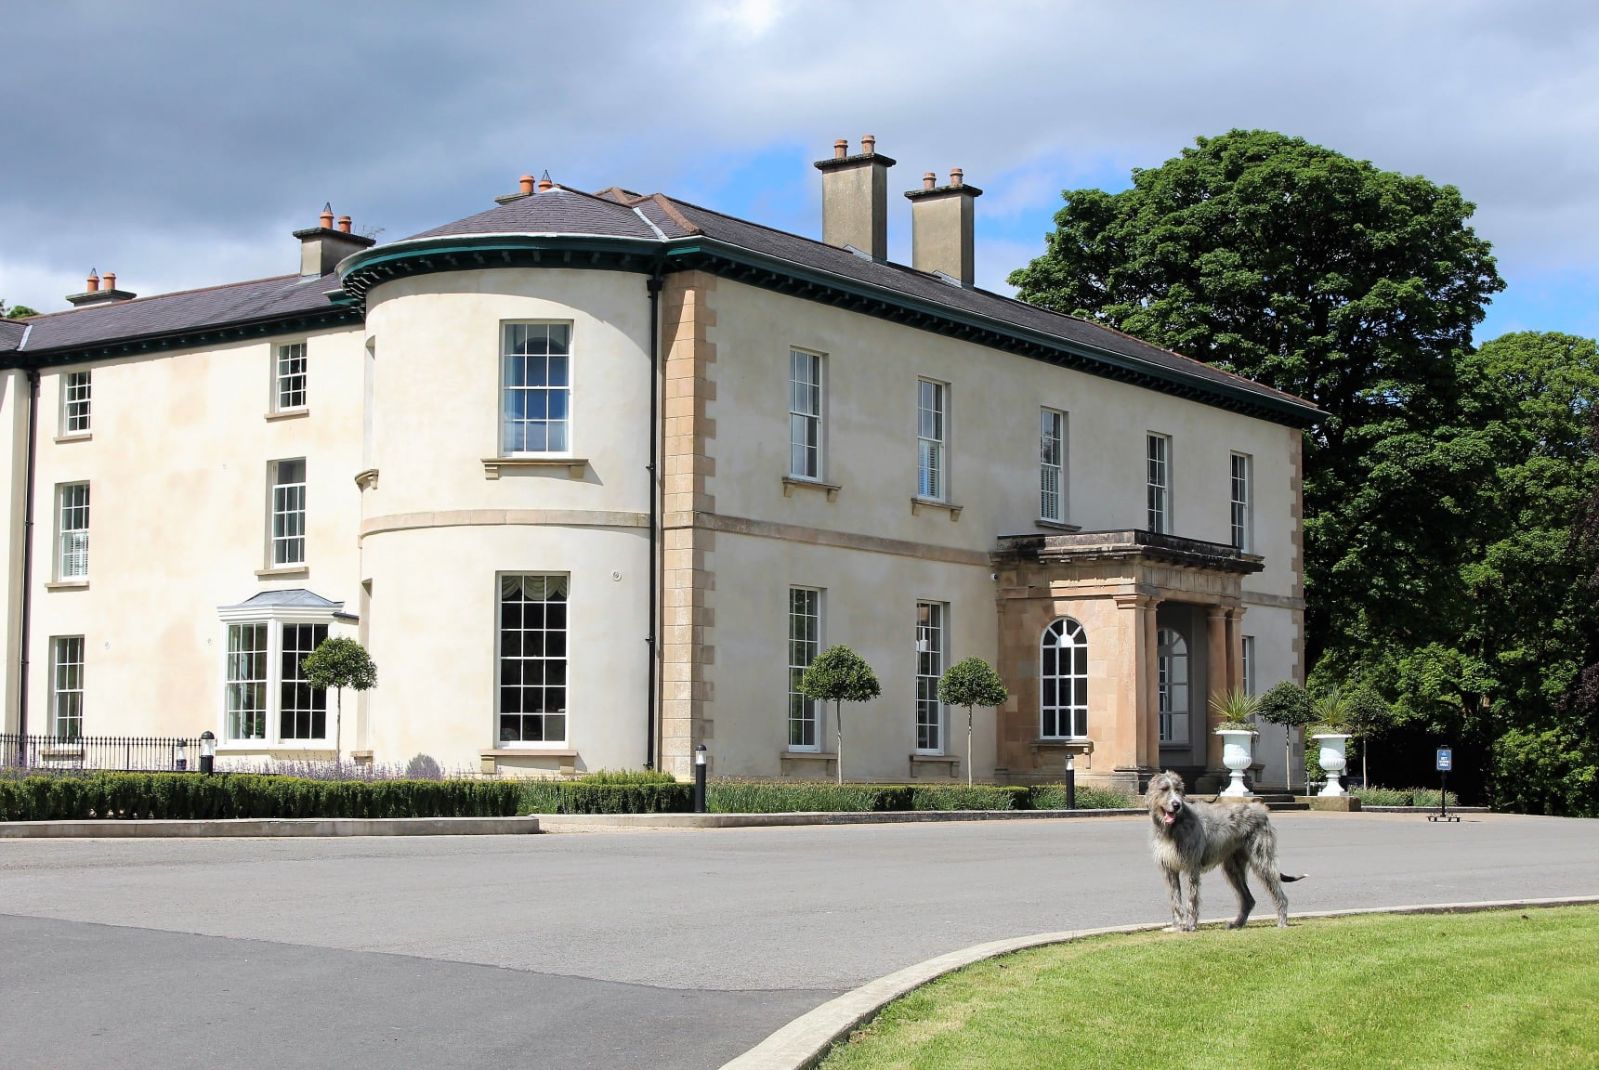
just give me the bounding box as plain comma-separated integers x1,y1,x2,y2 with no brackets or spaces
1163,812,1176,826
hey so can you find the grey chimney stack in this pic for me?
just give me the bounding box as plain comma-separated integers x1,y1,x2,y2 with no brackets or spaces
293,203,376,276
904,166,983,285
66,267,137,307
813,135,896,260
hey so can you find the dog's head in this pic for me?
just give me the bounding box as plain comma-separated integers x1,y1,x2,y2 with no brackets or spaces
1146,771,1187,831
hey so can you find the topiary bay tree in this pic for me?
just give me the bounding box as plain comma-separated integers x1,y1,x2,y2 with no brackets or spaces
1346,686,1395,789
302,637,378,763
938,657,1008,786
800,645,881,784
1256,680,1314,792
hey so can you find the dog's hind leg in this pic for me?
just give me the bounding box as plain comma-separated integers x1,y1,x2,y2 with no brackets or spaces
1223,855,1255,929
1253,863,1291,927
1162,865,1185,930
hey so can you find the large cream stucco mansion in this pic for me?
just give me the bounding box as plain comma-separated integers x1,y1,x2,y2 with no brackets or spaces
0,140,1319,790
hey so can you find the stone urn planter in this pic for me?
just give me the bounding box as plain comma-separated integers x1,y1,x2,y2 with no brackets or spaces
1215,728,1258,797
1313,733,1351,797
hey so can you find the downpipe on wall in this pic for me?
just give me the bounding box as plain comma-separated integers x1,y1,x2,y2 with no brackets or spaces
645,264,664,769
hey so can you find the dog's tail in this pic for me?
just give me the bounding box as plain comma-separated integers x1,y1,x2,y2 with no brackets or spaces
1279,873,1309,883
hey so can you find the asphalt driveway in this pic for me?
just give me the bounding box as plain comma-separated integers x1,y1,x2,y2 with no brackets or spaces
1,812,1595,1068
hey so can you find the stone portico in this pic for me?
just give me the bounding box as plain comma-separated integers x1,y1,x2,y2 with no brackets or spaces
991,530,1264,793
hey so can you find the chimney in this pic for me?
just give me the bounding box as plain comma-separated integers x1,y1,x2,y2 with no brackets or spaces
813,135,896,259
903,166,983,285
293,204,376,276
66,267,137,307
495,172,539,205
538,171,554,192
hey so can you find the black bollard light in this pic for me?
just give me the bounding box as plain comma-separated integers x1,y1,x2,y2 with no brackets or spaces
174,740,188,772
199,730,216,775
1065,752,1077,810
693,744,708,813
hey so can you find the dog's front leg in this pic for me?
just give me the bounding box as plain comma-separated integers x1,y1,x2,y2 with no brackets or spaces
1162,865,1185,930
1182,871,1201,931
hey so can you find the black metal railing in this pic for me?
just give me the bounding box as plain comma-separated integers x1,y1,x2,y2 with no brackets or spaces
0,733,201,772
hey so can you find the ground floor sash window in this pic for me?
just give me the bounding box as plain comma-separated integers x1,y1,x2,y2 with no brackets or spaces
498,574,569,745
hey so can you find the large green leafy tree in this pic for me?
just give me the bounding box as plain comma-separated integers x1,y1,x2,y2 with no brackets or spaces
1,299,39,318
1010,130,1504,669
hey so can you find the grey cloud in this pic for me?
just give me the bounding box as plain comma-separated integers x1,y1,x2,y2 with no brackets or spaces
3,0,1596,311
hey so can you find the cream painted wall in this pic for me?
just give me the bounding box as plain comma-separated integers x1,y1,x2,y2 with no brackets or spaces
702,279,1299,600
0,369,31,729
359,524,650,773
698,278,1303,779
707,535,996,781
360,268,653,518
23,325,367,742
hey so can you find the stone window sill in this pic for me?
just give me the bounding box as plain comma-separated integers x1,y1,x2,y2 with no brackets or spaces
256,566,309,578
780,750,837,771
54,432,92,444
481,748,578,776
1030,738,1094,754
911,497,963,520
215,744,336,755
266,408,309,422
908,754,960,778
45,579,89,590
781,476,840,502
1035,519,1082,533
483,457,588,479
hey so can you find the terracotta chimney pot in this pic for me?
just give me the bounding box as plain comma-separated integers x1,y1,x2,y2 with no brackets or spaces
922,171,936,190
950,168,964,187
834,139,848,159
337,215,352,233
319,205,335,230
519,174,535,195
538,174,554,192
86,270,100,293
861,134,877,154
103,272,117,291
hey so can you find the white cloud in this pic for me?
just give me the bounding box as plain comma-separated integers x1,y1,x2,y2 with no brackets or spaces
3,0,1596,330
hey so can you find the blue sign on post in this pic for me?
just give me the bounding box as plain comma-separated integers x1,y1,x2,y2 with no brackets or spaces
1436,747,1453,772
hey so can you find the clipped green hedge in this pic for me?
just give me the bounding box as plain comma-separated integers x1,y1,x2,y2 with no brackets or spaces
708,781,913,813
516,781,692,814
1349,786,1462,808
0,772,522,821
1028,784,1138,810
910,785,1031,811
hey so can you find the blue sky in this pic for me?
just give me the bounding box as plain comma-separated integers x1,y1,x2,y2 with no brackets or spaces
4,1,1596,345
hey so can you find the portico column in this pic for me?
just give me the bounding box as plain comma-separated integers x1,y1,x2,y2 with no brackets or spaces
1143,598,1161,770
1228,606,1246,693
1112,594,1158,778
1205,606,1229,773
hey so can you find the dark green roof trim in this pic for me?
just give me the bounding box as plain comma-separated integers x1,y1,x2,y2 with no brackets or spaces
2,306,363,368
340,232,1319,428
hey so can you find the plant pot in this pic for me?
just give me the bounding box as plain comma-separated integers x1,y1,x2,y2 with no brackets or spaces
1215,729,1257,797
1313,733,1351,797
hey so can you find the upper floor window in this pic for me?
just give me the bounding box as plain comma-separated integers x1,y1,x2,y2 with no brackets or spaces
275,342,308,412
1230,452,1252,552
56,482,89,580
1146,433,1171,533
787,587,823,751
789,349,824,480
498,573,569,745
1040,408,1066,523
917,379,947,500
502,323,571,454
61,371,91,435
1041,617,1088,739
50,635,85,740
269,459,306,567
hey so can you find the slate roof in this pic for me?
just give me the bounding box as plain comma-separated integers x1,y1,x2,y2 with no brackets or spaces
0,319,25,347
222,588,344,610
0,272,348,357
404,187,664,241
1,180,1317,419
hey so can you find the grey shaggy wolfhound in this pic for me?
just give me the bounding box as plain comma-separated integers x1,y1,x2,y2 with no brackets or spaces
1147,771,1306,931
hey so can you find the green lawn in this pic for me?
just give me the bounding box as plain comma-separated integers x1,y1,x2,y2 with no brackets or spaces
818,906,1599,1070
